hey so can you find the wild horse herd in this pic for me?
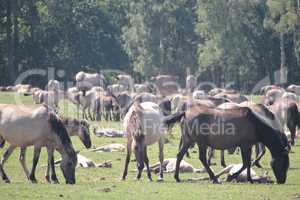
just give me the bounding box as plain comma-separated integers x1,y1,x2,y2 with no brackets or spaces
0,71,299,185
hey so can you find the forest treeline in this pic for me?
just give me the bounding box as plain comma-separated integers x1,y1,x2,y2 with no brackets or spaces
0,0,300,92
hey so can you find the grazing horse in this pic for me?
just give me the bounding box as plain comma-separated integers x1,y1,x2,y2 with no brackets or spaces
1,117,91,183
45,117,91,182
0,105,77,184
164,103,289,184
121,102,166,181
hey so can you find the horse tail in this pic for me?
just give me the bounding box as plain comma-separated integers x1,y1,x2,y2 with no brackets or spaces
96,99,101,121
163,111,185,127
287,102,299,128
0,136,5,148
39,93,44,104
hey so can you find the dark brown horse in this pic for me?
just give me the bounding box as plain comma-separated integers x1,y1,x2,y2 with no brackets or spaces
164,103,289,184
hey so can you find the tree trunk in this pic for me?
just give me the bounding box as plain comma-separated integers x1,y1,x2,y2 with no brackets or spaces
12,0,19,78
28,0,40,70
280,32,287,84
294,28,300,67
6,0,15,84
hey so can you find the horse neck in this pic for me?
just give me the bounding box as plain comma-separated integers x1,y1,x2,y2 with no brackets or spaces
257,125,285,157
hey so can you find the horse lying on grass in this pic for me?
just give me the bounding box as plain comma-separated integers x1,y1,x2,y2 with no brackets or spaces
189,163,273,183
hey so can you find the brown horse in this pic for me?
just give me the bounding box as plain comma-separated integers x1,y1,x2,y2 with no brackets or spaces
164,103,289,184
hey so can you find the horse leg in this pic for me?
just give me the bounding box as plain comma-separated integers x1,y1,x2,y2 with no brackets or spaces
252,143,265,168
1,145,15,166
29,147,41,183
121,140,132,180
227,146,252,183
0,163,9,183
45,160,50,183
287,120,296,146
88,107,93,120
198,145,219,183
207,148,215,166
0,145,15,183
46,146,59,184
76,104,80,119
174,142,190,182
179,137,190,158
144,147,152,182
19,147,30,180
158,137,164,181
243,147,253,183
220,150,226,168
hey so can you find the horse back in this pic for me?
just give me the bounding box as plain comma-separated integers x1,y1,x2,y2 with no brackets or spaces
184,105,257,149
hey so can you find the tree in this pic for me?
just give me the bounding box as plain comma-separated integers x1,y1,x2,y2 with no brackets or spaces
122,0,198,81
196,0,280,91
264,0,299,84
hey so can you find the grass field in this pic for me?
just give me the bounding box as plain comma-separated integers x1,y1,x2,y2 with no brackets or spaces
0,92,299,200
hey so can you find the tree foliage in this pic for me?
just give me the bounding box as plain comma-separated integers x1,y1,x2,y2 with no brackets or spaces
0,0,299,91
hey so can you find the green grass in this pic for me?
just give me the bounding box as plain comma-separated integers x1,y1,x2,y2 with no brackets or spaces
0,92,299,200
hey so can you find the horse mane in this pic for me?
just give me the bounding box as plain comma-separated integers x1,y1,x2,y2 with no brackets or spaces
247,105,288,155
48,113,72,146
126,101,144,138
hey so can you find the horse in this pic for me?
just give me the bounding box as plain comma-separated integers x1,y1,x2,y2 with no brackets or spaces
45,117,91,182
269,99,299,146
121,101,167,181
38,90,65,111
0,104,77,184
191,163,273,183
76,90,101,121
75,71,105,94
0,117,91,183
212,102,271,168
164,103,289,184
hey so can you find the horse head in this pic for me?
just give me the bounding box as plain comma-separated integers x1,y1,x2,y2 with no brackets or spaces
60,147,78,184
270,147,289,184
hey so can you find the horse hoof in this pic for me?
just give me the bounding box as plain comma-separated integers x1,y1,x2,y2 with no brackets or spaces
212,179,220,184
29,175,37,183
252,161,263,168
147,178,153,182
175,177,181,183
120,177,126,181
30,179,37,184
4,179,10,183
52,179,59,184
226,175,234,182
157,178,164,182
221,164,227,168
255,163,263,168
